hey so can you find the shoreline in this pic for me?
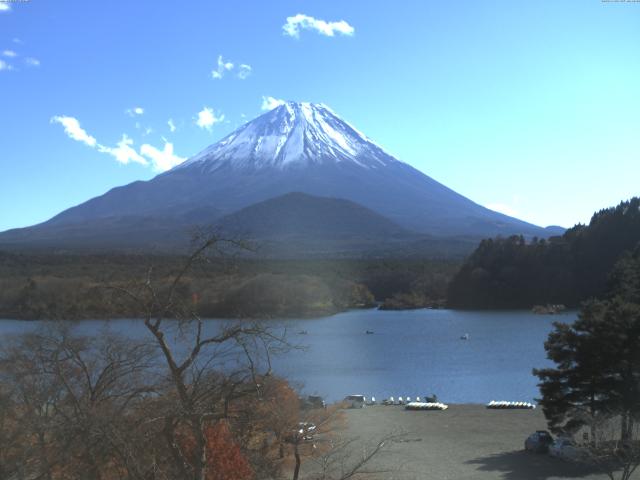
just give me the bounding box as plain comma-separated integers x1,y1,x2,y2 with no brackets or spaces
0,306,578,323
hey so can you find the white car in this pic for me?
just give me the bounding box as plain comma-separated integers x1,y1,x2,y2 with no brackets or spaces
548,437,589,462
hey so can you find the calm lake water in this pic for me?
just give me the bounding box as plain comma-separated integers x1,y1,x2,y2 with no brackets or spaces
0,309,576,404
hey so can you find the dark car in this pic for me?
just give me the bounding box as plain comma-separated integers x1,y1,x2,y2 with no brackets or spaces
525,430,554,453
307,395,326,409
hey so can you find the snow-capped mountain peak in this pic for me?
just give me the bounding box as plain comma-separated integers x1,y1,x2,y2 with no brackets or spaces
179,101,400,171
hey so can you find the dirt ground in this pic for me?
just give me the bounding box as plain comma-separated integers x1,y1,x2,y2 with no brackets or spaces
298,404,619,480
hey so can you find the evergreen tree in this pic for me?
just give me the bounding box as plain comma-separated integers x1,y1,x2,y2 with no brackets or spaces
449,197,640,309
534,248,640,442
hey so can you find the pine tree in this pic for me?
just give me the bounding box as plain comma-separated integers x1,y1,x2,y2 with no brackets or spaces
534,247,640,442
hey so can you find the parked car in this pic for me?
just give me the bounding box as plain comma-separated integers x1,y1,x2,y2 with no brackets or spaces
549,437,589,462
525,430,554,453
301,395,326,410
345,395,366,408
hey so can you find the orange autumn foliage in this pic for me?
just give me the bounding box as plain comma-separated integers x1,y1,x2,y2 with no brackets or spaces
204,421,254,480
176,420,253,480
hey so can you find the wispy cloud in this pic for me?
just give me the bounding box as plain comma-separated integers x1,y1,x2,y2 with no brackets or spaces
97,135,147,166
125,106,144,117
1,45,40,69
12,38,22,44
140,140,185,172
196,106,224,131
0,2,11,12
167,118,176,133
0,59,13,71
51,115,186,172
50,116,97,147
211,55,234,79
211,54,252,80
261,96,286,111
486,196,523,219
237,64,252,80
283,14,354,38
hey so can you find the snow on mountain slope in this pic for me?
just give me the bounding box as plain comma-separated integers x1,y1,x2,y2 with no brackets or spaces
0,101,558,251
179,102,398,171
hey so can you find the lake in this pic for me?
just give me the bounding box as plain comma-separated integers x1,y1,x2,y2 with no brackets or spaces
0,308,576,404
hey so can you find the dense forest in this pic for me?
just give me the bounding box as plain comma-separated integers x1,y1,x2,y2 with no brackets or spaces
0,252,458,320
448,197,640,309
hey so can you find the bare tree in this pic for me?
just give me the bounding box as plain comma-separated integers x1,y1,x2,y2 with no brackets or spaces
282,402,403,480
109,233,289,480
0,324,158,480
583,414,640,480
302,433,404,480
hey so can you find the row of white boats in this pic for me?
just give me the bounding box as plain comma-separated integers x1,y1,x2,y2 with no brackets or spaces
345,395,536,411
486,400,536,409
405,402,449,411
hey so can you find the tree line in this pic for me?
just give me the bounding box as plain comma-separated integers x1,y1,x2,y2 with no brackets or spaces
448,197,640,309
0,252,458,320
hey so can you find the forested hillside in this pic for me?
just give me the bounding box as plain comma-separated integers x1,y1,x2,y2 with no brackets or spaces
448,198,640,309
0,253,457,319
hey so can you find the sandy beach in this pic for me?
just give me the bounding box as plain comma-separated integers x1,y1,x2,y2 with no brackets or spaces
300,404,615,480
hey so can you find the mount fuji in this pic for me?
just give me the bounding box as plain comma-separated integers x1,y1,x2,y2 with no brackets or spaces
0,102,558,254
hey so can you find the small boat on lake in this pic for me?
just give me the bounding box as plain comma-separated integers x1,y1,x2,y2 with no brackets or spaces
460,333,470,340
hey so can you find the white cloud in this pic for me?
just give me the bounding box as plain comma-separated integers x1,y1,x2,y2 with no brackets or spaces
237,64,252,80
12,38,22,44
97,135,148,166
2,50,17,58
167,118,176,133
0,2,11,12
211,55,252,80
126,106,144,116
283,14,354,38
0,59,13,71
486,203,519,218
211,55,234,79
261,96,286,111
50,115,97,147
51,114,185,172
196,106,224,131
140,140,185,172
24,57,40,67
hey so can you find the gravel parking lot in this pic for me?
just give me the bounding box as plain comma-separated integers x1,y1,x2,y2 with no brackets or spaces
303,404,614,480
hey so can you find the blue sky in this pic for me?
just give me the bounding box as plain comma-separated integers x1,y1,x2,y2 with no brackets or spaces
0,0,638,232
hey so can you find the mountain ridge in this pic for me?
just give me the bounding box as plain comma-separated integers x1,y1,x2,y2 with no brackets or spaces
0,101,562,253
